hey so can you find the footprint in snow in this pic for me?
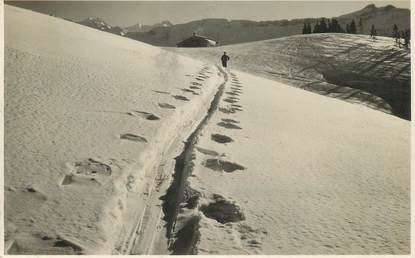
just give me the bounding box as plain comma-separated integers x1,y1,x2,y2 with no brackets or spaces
232,107,243,112
53,237,83,254
120,133,148,143
158,103,176,109
217,121,242,129
221,118,240,124
182,88,195,93
226,91,240,96
127,111,160,120
224,98,239,104
204,158,245,173
60,174,74,185
211,134,233,144
237,223,267,250
59,173,102,186
219,107,238,114
153,90,170,95
196,147,220,156
74,158,112,176
200,194,245,223
181,89,199,95
172,95,190,101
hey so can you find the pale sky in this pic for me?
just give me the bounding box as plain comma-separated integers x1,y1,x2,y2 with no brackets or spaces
6,1,411,27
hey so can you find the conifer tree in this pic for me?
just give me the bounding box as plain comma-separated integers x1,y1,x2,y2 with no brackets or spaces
350,19,357,34
320,18,328,33
327,19,333,32
313,21,320,33
359,18,363,34
307,23,312,34
346,24,350,33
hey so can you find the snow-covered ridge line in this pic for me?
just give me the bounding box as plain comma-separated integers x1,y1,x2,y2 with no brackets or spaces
170,33,410,120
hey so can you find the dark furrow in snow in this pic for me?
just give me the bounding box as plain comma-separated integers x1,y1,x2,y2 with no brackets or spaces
160,66,228,254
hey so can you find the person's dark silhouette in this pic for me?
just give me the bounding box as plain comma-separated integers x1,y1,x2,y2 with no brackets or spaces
404,29,410,49
370,24,376,39
393,24,399,43
221,52,230,68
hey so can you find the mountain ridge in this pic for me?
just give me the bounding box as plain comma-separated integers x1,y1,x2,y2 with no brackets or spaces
124,4,409,46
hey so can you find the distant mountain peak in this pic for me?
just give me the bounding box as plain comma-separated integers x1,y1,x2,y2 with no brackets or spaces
363,4,377,10
80,17,111,27
160,20,173,26
78,17,125,36
125,20,173,33
82,17,107,24
383,4,397,10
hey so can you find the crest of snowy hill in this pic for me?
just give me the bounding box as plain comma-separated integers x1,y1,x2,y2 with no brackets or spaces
125,4,409,46
125,20,173,33
78,17,126,36
171,33,410,120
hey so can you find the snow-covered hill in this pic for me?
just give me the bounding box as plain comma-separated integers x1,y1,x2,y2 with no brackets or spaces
4,5,224,254
166,32,410,255
186,69,409,255
125,4,409,46
171,33,411,120
4,4,410,256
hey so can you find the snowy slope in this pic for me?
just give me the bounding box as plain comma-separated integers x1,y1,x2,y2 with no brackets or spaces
4,4,410,255
170,33,411,120
186,69,410,255
4,5,224,254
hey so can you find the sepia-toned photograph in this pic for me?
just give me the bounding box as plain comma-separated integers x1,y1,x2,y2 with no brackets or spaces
3,0,411,255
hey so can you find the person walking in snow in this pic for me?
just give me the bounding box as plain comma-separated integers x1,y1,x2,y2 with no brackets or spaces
370,24,376,40
403,29,410,49
398,30,404,48
221,52,230,68
393,24,399,44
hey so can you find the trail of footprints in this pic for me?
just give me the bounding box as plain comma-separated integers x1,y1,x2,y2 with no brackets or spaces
158,65,212,108
8,65,243,254
58,65,214,186
192,72,265,253
13,65,213,254
199,72,245,173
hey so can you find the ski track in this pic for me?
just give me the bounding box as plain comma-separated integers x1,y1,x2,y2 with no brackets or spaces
4,5,228,255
